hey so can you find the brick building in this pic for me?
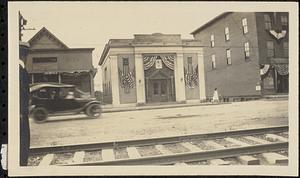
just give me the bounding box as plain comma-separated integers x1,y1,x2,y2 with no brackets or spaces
191,12,289,99
25,27,96,94
98,33,205,106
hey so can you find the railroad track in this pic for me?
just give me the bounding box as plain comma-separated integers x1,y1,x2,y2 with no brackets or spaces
28,125,289,166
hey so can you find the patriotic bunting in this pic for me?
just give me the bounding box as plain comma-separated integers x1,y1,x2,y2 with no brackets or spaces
184,65,199,88
143,55,175,70
274,64,289,76
118,68,135,90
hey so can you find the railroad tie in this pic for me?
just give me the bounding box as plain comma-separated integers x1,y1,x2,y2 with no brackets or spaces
244,136,288,165
224,137,260,165
101,148,115,161
180,142,203,152
126,147,141,159
155,144,173,155
244,136,270,144
38,154,54,166
72,151,85,163
262,152,288,165
265,134,288,142
204,141,231,165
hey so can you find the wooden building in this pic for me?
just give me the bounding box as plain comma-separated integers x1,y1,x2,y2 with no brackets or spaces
191,12,289,99
98,33,205,106
24,27,96,94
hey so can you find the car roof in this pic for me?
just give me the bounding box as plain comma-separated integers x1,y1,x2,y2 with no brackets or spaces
30,83,75,93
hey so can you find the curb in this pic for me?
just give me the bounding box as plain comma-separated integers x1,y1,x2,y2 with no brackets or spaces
102,102,232,113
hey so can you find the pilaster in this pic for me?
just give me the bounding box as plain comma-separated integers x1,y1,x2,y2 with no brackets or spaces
174,53,186,102
134,53,146,104
110,55,121,106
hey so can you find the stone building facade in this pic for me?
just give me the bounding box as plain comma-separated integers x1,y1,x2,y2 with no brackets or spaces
98,33,205,106
25,27,96,94
191,12,289,98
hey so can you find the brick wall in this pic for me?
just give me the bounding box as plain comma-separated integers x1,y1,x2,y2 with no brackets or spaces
193,12,261,98
255,12,289,64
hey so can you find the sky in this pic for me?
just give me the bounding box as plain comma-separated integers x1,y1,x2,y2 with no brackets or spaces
12,2,224,90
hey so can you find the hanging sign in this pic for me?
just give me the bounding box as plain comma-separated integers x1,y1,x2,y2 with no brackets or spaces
155,59,163,69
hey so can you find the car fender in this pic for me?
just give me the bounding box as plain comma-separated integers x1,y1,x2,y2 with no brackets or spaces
82,101,101,110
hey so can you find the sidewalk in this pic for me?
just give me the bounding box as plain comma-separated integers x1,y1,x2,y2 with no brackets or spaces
262,94,288,99
102,101,231,113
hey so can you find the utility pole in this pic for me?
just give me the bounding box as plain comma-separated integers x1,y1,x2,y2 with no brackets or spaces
18,11,35,41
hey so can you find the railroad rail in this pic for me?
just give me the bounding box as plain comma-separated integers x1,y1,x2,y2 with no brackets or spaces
28,125,289,166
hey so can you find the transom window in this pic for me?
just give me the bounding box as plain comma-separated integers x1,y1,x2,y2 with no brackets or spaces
32,57,57,63
210,34,215,47
224,27,230,41
242,18,248,34
211,54,216,69
226,49,232,65
267,41,275,58
244,42,250,60
264,14,272,30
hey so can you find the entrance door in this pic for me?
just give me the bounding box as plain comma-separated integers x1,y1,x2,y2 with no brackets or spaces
149,79,169,102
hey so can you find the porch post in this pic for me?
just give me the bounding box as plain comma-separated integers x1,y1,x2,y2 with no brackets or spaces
197,50,206,101
89,72,94,96
174,53,186,102
58,73,61,84
31,74,34,84
110,55,121,106
134,53,146,105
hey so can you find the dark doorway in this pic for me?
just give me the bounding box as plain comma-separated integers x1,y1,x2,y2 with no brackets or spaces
145,71,175,103
277,73,289,93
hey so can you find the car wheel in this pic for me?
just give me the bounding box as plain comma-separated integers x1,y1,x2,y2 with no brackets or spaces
32,107,48,123
85,104,102,118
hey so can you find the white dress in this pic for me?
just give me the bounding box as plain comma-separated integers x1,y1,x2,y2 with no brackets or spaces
212,90,219,102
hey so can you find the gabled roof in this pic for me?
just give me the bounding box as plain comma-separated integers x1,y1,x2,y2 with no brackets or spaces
191,12,233,35
28,27,69,49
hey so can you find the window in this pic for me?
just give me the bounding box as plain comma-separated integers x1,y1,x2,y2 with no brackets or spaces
210,34,215,47
122,57,129,74
281,16,288,30
267,41,275,58
226,49,232,65
187,57,193,73
242,18,248,34
211,54,216,69
244,42,250,60
283,42,288,57
32,57,57,63
224,27,230,41
122,57,130,93
264,14,272,30
153,82,159,95
161,82,166,95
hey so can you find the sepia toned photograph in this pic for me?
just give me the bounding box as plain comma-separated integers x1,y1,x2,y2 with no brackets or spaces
7,1,298,176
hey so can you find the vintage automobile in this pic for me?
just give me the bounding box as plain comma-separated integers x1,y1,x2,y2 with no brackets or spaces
29,83,102,123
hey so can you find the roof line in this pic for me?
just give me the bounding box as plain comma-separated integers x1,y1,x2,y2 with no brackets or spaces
28,27,69,49
190,12,233,35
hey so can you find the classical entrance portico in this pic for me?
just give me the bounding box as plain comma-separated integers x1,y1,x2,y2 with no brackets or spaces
99,33,205,106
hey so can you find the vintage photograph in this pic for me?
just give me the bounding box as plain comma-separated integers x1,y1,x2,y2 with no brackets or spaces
7,1,298,176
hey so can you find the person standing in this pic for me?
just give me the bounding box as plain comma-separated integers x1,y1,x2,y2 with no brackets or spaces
212,88,219,103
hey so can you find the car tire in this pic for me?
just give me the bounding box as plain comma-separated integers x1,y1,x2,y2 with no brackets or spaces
85,103,102,118
32,107,48,123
